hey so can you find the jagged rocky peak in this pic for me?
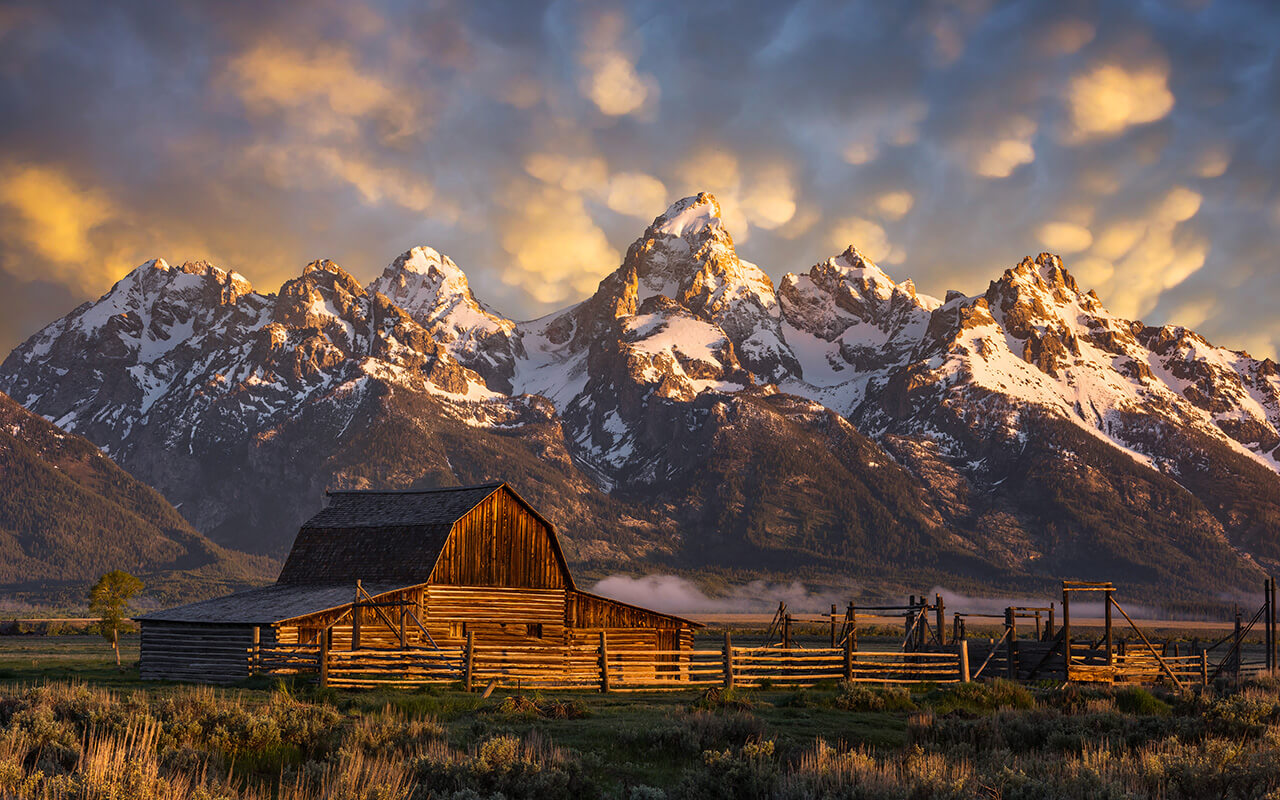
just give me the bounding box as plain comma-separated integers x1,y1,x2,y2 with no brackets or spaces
273,259,370,350
370,246,514,334
587,192,797,381
779,245,938,344
649,191,727,241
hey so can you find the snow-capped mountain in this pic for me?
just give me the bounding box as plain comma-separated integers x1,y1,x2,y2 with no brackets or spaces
3,194,1278,596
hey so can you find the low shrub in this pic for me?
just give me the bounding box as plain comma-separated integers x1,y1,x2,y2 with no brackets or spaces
833,683,916,712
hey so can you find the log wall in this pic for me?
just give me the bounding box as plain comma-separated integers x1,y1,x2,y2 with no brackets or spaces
140,622,275,683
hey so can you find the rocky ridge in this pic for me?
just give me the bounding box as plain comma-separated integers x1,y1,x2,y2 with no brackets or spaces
3,194,1278,597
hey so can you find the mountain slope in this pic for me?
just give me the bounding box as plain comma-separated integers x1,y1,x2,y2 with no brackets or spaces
0,390,274,604
2,194,1277,601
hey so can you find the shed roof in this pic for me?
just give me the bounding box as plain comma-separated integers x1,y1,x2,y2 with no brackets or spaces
137,582,412,625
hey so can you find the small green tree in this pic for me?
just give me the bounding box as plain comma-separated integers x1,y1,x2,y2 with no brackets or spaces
90,570,143,669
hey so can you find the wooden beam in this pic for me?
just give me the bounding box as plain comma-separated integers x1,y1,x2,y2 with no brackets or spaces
1110,596,1184,690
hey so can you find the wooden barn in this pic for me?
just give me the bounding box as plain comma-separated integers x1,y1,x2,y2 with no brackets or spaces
139,482,699,683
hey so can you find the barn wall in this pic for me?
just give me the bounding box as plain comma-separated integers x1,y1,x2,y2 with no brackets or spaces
140,622,276,683
429,488,568,589
424,585,565,646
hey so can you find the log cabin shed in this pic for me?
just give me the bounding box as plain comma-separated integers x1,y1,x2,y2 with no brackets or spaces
138,482,699,683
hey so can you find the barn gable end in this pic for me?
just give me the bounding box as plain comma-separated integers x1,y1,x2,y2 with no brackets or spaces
429,485,573,589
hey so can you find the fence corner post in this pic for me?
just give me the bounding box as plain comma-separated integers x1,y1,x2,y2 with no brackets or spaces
960,639,971,683
723,631,734,690
843,634,853,681
464,630,475,692
251,626,260,676
599,630,610,693
1200,649,1208,686
319,627,330,688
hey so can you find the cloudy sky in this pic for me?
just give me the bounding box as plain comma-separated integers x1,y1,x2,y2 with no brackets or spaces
1,0,1277,357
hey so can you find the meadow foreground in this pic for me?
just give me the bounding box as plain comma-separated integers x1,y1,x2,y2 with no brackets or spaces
1,636,1280,798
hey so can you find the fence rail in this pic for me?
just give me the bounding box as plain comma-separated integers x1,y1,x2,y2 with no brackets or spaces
251,640,966,691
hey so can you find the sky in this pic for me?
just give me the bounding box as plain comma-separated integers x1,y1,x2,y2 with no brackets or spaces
1,0,1278,358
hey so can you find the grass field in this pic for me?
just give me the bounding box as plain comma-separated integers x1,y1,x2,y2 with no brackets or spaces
1,634,1280,798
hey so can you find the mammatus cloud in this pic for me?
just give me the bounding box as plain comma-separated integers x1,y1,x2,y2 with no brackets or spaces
1070,187,1206,320
496,179,619,305
829,216,903,265
0,0,1277,363
874,191,915,221
970,115,1038,179
1037,222,1093,254
226,40,420,143
606,172,669,218
1064,60,1175,143
578,11,657,117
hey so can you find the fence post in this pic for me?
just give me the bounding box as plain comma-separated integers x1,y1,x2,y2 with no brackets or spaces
599,631,610,693
1200,650,1208,686
936,594,946,647
352,581,362,652
251,626,260,676
783,614,792,650
960,640,971,683
1233,606,1243,682
1062,587,1071,681
723,631,734,690
1047,603,1055,640
464,630,475,692
319,628,330,688
843,635,853,681
850,604,858,652
1105,593,1114,667
830,604,837,648
1264,573,1274,675
1005,608,1016,679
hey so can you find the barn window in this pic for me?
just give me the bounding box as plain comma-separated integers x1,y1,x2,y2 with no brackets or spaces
449,622,467,638
528,623,544,639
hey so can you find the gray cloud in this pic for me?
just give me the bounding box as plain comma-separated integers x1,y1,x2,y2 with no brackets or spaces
0,0,1278,359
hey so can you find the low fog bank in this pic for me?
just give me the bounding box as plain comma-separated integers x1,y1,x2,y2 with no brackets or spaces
589,574,850,615
588,575,1155,619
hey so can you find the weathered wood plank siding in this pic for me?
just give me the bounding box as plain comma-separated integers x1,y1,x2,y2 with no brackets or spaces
140,622,276,684
430,488,568,589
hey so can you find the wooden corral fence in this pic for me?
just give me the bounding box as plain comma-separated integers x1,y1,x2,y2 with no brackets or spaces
249,630,966,691
243,578,1280,693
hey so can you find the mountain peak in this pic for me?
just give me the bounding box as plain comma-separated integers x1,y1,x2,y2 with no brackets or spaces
651,192,723,238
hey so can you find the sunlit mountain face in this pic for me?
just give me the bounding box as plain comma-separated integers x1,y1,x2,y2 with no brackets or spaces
0,0,1277,367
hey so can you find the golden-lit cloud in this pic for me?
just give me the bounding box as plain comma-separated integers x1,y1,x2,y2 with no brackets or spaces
606,172,668,218
829,216,904,264
1155,186,1202,223
227,41,418,142
1072,189,1209,320
1065,60,1174,142
975,138,1035,178
675,150,799,241
0,161,232,294
840,102,928,166
874,191,915,220
1091,220,1147,261
578,11,657,117
0,163,113,265
248,144,437,214
1037,222,1093,254
524,153,609,194
741,167,797,230
497,181,619,304
1193,145,1231,179
959,115,1037,179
